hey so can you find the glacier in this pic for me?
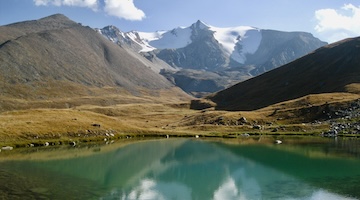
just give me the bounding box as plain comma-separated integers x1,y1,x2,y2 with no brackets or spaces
210,26,262,63
133,21,262,64
138,27,192,50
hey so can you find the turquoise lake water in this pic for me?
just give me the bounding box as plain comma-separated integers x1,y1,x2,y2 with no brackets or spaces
1,137,360,199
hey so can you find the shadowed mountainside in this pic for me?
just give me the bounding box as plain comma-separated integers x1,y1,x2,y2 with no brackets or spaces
0,14,190,110
206,37,360,111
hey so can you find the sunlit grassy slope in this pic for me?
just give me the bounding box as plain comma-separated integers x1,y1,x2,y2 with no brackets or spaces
1,91,359,146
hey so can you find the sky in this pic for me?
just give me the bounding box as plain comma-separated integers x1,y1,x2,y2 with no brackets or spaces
0,0,359,43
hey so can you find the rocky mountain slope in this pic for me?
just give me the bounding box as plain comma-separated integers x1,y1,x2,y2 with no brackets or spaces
0,14,190,110
206,37,360,111
98,21,327,96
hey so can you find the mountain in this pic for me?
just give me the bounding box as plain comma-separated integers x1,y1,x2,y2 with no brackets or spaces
96,25,176,74
206,37,360,111
98,20,327,96
0,14,190,111
160,69,229,95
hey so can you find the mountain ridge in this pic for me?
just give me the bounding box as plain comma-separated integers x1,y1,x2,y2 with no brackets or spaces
99,20,326,69
98,20,327,96
206,36,360,111
0,14,190,111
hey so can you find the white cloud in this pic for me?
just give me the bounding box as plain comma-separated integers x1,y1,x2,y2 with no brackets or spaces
315,4,360,42
33,0,146,21
104,0,145,21
33,0,99,11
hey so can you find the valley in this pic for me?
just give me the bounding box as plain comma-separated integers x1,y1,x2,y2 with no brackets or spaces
0,14,359,148
2,2,360,199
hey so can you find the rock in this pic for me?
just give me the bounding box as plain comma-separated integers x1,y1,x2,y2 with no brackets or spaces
266,122,273,126
44,142,49,146
2,146,14,150
30,187,50,196
241,133,250,137
253,125,262,130
214,117,226,125
195,135,199,138
322,130,338,137
238,117,247,124
92,123,101,127
275,140,282,144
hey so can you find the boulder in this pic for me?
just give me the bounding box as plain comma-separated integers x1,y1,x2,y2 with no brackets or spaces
1,146,13,150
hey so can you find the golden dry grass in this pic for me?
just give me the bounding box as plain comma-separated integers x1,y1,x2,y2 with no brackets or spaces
0,91,358,146
0,109,130,139
0,100,196,145
345,83,360,94
259,92,360,112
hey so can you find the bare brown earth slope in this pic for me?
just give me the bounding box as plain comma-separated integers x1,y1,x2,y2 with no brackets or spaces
206,37,360,111
0,14,190,111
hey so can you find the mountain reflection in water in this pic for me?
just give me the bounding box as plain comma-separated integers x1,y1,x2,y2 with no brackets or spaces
0,138,359,200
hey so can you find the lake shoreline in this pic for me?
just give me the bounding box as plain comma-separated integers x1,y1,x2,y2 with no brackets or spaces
2,130,360,152
2,98,360,150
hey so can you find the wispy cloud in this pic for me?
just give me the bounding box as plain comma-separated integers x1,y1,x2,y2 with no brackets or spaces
104,0,145,21
34,0,99,11
33,0,145,21
315,4,360,42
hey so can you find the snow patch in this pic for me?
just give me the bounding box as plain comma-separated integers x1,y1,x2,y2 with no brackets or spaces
138,27,192,51
127,31,157,52
135,20,209,52
210,26,262,63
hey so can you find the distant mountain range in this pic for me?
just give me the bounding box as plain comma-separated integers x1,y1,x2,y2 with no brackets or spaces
3,14,354,114
98,21,327,96
206,36,360,111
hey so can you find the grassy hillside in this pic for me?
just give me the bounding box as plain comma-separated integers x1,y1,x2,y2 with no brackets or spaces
207,37,360,111
2,90,360,147
0,14,190,112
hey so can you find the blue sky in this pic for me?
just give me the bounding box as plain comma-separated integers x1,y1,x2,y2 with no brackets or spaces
1,0,359,43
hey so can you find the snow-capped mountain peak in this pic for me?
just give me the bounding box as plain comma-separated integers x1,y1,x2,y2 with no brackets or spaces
193,20,210,30
111,20,263,63
98,20,326,70
98,21,262,63
138,26,192,51
96,25,122,43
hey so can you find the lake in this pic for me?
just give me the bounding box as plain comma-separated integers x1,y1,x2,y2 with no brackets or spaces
1,136,360,200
